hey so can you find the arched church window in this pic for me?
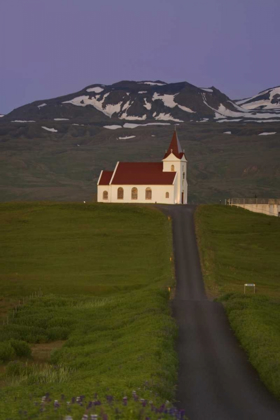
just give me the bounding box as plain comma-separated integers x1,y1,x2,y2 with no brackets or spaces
131,187,138,200
171,165,175,172
117,187,124,199
145,187,152,200
183,172,185,180
103,191,108,200
166,192,169,198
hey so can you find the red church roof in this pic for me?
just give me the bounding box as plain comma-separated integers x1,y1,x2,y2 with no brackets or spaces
163,130,185,159
98,170,113,185
98,131,184,186
111,162,176,185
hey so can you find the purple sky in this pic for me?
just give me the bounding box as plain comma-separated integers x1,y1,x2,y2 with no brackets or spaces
1,0,280,114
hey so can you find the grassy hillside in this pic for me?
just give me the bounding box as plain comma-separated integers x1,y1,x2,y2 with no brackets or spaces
0,121,279,203
195,205,280,399
0,203,181,419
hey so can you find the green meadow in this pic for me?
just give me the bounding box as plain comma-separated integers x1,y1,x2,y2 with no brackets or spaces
195,205,280,399
0,203,179,419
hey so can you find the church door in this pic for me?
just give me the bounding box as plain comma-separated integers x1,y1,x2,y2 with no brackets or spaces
181,192,184,204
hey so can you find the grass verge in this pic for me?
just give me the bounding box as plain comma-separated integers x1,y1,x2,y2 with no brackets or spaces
195,205,280,400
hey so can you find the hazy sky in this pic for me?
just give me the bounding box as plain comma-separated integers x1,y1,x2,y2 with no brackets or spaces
1,0,280,114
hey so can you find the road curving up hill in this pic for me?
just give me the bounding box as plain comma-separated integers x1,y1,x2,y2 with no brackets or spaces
158,204,280,420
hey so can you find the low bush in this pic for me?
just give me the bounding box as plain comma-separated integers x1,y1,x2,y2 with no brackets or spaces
47,327,70,341
0,342,16,363
10,339,32,357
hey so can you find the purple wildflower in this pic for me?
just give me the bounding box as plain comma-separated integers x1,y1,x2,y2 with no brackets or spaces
54,400,60,408
123,396,128,406
179,409,185,419
106,395,113,404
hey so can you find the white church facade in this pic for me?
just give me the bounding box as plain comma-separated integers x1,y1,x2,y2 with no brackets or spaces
97,130,188,205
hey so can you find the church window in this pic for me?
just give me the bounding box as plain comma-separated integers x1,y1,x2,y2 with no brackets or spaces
103,191,108,200
117,187,124,199
183,172,185,179
166,192,169,198
171,165,175,172
145,187,152,200
131,187,138,200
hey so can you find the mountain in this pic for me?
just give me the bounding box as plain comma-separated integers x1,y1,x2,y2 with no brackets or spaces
3,80,280,125
0,80,279,204
236,86,280,112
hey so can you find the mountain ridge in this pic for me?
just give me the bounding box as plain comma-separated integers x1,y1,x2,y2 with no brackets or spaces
3,80,280,125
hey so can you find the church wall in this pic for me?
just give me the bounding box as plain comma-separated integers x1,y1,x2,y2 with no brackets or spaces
97,185,112,203
108,184,175,204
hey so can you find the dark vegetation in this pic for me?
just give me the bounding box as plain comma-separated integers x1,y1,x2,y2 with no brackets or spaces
0,203,179,419
0,121,279,203
195,205,280,399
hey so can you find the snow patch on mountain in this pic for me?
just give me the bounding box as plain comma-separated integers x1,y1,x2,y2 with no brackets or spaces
201,88,213,93
120,114,147,121
142,81,166,86
38,103,47,109
224,131,232,134
42,126,57,132
54,118,69,121
217,119,242,123
258,132,277,136
178,104,195,113
122,101,131,112
153,93,177,108
63,94,122,117
104,103,123,116
138,91,147,94
12,120,35,123
104,125,122,130
143,98,152,110
118,135,136,140
86,87,104,93
154,112,183,122
123,122,170,128
253,120,280,123
152,92,195,113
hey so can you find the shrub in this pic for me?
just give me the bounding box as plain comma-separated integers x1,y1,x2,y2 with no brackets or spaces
0,342,16,363
47,327,70,341
10,339,32,357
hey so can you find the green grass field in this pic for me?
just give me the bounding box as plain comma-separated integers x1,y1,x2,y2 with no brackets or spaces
195,205,280,399
0,203,180,419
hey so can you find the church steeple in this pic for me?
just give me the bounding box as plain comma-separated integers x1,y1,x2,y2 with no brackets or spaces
163,128,185,159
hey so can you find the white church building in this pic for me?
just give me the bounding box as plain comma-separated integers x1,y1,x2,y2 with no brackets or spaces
97,130,188,205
